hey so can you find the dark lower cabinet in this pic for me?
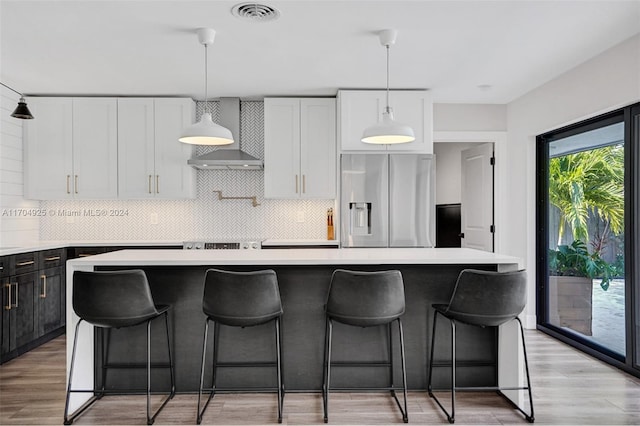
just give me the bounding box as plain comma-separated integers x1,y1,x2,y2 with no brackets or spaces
10,271,38,350
38,266,65,336
0,248,66,363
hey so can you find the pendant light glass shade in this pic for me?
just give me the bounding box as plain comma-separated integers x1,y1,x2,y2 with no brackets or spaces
11,97,34,120
362,29,414,145
179,28,233,145
362,107,414,144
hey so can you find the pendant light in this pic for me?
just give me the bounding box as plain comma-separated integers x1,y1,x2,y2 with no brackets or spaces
179,28,234,145
361,29,414,144
0,82,34,119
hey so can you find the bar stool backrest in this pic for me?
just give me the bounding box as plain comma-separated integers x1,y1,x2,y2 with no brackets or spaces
73,270,160,328
443,269,527,327
326,269,405,327
202,269,283,327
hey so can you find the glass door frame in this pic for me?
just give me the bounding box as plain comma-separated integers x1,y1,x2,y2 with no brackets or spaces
536,103,639,377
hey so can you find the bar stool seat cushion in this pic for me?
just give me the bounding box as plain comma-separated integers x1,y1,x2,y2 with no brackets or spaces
202,269,283,327
73,270,166,328
326,269,405,327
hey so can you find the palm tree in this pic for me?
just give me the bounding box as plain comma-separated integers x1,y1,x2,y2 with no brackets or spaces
549,145,624,248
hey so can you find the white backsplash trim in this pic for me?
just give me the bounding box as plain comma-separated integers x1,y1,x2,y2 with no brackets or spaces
40,101,334,241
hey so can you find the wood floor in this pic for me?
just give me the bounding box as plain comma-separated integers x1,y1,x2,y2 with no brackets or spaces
2,331,640,425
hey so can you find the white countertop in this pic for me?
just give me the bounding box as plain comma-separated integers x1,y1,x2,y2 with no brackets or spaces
67,247,522,267
0,240,182,256
261,239,340,247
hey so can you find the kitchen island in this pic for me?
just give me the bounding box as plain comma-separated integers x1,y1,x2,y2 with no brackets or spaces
65,248,526,412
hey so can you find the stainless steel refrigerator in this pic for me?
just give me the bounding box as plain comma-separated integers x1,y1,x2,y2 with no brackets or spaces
340,153,435,247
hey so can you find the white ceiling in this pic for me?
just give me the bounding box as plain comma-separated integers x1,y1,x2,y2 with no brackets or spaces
2,0,639,104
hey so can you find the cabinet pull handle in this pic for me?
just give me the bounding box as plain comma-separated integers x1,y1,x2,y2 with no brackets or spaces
4,283,10,310
40,275,47,298
303,175,306,194
149,175,153,194
44,256,60,262
66,175,71,194
12,282,18,308
156,175,159,194
16,260,35,267
78,253,93,257
74,175,79,194
295,175,299,193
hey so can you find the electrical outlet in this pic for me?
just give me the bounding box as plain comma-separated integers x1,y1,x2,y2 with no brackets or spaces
150,212,158,225
296,211,305,222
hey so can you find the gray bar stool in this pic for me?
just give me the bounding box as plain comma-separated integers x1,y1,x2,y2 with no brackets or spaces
427,269,534,423
64,270,175,425
197,269,284,424
322,269,408,423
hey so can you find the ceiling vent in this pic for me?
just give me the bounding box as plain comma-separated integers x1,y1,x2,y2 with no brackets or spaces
231,3,280,22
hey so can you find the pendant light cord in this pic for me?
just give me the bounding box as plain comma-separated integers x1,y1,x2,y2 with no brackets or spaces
204,43,209,115
0,82,23,97
385,43,390,113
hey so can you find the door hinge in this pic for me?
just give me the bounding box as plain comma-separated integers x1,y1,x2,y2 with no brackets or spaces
490,156,495,166
490,225,495,233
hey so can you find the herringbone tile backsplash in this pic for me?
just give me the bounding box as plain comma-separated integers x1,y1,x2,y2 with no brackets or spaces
40,101,334,241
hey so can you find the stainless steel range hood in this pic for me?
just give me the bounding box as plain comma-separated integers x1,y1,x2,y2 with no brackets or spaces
187,97,263,170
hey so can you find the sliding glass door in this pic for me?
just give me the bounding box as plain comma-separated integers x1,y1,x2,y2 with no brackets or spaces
538,103,639,374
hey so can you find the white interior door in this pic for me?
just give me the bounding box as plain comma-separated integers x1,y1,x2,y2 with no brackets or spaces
461,143,494,251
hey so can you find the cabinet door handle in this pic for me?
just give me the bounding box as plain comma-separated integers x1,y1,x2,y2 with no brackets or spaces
44,256,60,262
303,175,306,194
16,260,35,267
156,175,159,194
4,283,10,311
40,275,47,298
66,175,71,194
74,175,79,194
295,175,299,194
12,282,18,308
148,175,153,194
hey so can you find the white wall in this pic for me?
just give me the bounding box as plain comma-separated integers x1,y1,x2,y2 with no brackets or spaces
433,142,478,205
506,34,640,327
434,103,507,132
0,86,39,246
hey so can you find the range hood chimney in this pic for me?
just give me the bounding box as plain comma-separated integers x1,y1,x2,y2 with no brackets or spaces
187,98,263,170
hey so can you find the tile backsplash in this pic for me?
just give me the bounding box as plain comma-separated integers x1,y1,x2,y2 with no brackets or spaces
40,101,334,241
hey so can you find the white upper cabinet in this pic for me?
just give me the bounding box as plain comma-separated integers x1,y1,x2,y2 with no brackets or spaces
338,90,433,153
118,98,195,199
24,98,73,200
72,98,118,198
24,97,118,199
264,98,336,199
25,97,194,200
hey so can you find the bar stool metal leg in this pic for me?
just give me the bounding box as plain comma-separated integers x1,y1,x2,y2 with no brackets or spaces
197,319,213,425
397,318,409,423
99,328,111,399
513,317,535,423
146,313,174,425
427,309,438,398
64,320,101,425
322,318,333,423
428,310,456,423
388,322,394,397
275,317,283,423
164,311,176,398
